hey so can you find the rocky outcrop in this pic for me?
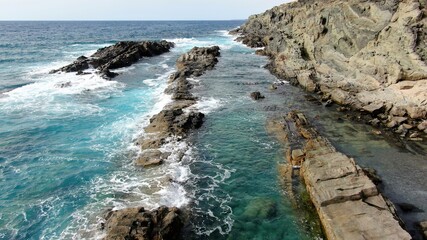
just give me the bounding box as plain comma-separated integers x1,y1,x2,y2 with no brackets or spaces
250,91,265,100
269,111,411,240
103,46,220,239
103,206,183,240
136,46,220,167
50,40,174,79
234,0,427,138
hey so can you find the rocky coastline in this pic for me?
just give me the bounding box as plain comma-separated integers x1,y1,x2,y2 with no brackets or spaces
102,46,221,240
268,111,411,239
232,0,427,140
50,40,174,79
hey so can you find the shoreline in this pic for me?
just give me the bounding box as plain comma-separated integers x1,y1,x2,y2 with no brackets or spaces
231,0,427,141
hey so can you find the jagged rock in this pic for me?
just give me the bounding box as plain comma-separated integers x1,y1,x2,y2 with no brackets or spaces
103,206,183,240
173,46,220,79
137,46,219,167
51,40,174,79
235,0,427,125
250,91,265,100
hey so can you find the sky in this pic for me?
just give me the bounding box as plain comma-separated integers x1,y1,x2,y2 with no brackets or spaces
0,0,294,21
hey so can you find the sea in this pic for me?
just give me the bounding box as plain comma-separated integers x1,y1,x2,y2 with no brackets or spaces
0,21,426,240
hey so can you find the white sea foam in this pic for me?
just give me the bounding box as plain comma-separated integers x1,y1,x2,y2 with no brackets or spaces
186,97,223,114
0,71,123,119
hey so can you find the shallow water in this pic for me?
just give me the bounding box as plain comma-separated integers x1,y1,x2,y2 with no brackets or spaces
0,21,425,240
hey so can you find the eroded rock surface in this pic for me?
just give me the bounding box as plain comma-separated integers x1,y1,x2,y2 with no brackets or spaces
270,111,411,240
136,46,220,167
234,0,427,137
50,40,174,79
103,206,183,240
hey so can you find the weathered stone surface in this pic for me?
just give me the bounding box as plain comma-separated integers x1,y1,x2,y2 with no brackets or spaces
137,46,219,167
277,111,411,240
103,206,183,240
321,196,411,240
51,40,174,79
136,150,165,167
235,0,427,130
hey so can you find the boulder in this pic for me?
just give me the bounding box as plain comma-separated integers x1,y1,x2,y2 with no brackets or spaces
103,206,183,240
250,91,265,100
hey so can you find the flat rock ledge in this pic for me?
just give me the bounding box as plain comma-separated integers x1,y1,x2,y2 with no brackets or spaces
233,0,427,139
270,111,411,240
50,40,174,79
102,206,183,240
136,46,220,167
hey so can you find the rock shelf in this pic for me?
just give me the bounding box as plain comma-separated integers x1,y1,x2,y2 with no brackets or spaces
269,111,411,240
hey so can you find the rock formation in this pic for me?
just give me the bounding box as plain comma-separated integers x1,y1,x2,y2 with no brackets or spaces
269,111,411,240
103,206,183,240
136,46,220,167
50,40,174,79
102,46,220,239
233,0,427,138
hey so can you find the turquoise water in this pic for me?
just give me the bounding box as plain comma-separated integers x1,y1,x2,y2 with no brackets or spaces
1,21,425,240
0,21,314,239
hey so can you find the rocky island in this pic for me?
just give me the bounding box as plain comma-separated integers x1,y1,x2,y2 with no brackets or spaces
50,40,174,79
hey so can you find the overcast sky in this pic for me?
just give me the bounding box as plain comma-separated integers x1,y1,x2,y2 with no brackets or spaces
0,0,294,20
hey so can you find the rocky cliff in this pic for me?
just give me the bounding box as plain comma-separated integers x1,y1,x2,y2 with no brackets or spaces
234,0,427,137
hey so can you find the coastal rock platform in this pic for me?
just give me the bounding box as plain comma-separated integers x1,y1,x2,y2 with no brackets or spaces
269,111,411,240
234,0,427,138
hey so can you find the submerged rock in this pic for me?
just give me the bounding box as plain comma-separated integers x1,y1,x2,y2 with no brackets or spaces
50,40,174,79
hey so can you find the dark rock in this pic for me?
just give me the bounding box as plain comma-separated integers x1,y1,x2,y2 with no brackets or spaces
250,91,265,100
325,99,333,107
174,46,220,78
362,167,382,185
99,69,119,79
103,206,183,240
51,40,174,79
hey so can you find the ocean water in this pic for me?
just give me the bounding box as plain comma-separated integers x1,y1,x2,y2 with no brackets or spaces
1,21,426,240
0,21,311,240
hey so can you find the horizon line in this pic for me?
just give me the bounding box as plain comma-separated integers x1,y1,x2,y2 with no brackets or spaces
0,19,246,22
